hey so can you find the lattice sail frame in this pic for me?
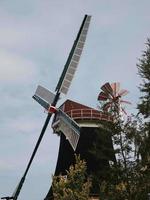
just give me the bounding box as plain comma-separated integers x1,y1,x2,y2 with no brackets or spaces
98,82,131,115
56,15,91,95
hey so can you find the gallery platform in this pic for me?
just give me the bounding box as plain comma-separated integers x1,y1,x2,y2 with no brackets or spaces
59,99,113,127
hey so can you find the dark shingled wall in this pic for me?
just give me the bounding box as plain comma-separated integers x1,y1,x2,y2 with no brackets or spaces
45,126,115,199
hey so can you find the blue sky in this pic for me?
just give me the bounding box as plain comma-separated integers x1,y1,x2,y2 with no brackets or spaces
0,0,149,199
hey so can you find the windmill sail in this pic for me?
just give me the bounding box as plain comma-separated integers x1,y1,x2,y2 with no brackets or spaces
111,82,120,96
118,89,129,97
98,82,131,116
33,95,50,110
98,91,109,101
101,82,113,97
55,15,91,95
52,109,80,151
34,85,55,105
33,85,56,110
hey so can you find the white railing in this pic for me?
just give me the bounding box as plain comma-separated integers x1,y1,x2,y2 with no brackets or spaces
65,109,113,122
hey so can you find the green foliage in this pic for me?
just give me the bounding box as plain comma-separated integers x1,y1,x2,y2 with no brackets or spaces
88,124,116,193
52,155,91,200
137,38,150,118
98,118,150,200
137,38,150,164
99,162,150,200
97,38,150,200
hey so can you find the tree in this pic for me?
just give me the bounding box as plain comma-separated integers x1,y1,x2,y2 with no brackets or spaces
96,39,150,200
137,38,150,118
98,118,150,200
137,38,150,164
88,122,116,194
52,155,91,200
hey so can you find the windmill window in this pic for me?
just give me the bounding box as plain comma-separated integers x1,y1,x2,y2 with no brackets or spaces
79,35,86,43
61,86,68,94
82,29,88,35
74,48,82,56
68,67,76,75
72,54,80,62
66,73,73,82
70,61,78,69
77,41,84,49
86,16,91,21
84,22,90,29
63,80,71,88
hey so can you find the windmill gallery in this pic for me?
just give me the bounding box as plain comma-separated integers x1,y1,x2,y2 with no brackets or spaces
1,15,130,200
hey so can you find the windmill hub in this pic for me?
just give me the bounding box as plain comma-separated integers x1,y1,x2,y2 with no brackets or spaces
113,96,120,102
48,106,57,113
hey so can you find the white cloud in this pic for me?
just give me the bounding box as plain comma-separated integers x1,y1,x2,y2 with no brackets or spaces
9,117,41,134
0,160,15,171
0,50,37,84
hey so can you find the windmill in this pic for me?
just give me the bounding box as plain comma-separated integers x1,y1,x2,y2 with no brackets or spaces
98,82,131,116
1,14,91,200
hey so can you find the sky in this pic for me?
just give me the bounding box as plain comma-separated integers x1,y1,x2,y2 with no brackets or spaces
0,0,149,199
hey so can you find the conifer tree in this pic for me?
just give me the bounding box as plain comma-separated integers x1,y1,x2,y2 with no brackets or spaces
137,38,150,164
137,38,150,118
52,155,91,200
97,39,150,200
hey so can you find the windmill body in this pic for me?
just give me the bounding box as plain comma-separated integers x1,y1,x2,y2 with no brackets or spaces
45,99,116,199
54,99,115,175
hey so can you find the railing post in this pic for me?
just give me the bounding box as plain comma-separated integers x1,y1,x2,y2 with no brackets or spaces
81,109,83,118
71,110,73,118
